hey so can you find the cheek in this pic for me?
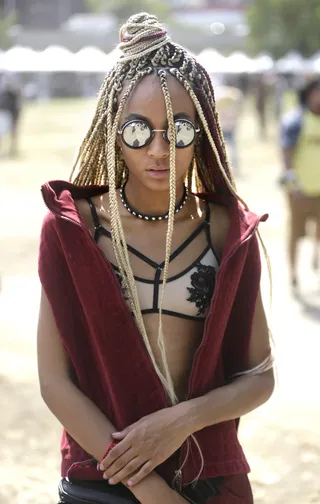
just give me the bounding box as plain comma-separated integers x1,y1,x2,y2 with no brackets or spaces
175,146,195,174
122,147,145,172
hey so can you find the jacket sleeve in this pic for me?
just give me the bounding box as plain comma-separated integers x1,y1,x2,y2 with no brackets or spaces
221,232,262,381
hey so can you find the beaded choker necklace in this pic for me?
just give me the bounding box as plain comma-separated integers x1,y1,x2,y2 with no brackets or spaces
120,183,188,221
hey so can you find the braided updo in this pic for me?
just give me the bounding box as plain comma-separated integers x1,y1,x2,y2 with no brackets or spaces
70,13,242,407
119,13,171,60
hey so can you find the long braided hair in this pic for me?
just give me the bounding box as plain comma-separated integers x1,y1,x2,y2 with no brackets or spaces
70,13,260,406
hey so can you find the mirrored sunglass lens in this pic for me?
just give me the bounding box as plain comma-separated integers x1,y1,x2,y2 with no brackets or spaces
122,121,151,147
168,120,195,147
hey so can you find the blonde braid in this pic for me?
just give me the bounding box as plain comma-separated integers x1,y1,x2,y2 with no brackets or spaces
168,67,250,209
68,10,274,482
70,12,272,411
70,70,116,182
119,13,171,62
106,69,178,401
157,68,179,404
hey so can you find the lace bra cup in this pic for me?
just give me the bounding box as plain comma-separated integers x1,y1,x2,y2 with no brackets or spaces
87,198,219,321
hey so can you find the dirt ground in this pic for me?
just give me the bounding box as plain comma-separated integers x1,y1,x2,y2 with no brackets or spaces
0,98,319,503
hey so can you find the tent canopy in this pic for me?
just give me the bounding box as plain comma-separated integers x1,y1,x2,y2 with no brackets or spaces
0,45,317,76
224,51,254,74
196,48,226,73
251,53,274,74
0,46,40,72
38,45,75,72
74,46,110,73
275,51,307,74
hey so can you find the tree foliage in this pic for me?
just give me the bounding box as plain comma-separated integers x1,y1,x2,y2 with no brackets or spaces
0,9,16,49
247,0,320,57
86,0,170,23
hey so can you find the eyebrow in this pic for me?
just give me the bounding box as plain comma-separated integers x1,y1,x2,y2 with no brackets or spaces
124,112,193,123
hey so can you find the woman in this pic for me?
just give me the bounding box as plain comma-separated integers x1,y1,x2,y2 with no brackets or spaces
37,13,274,504
280,78,320,290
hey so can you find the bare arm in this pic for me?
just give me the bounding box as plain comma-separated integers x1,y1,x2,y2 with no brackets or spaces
281,146,304,196
180,289,274,433
99,290,275,487
99,214,275,487
37,288,188,504
282,146,295,171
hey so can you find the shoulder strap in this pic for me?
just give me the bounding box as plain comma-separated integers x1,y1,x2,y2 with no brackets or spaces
204,202,211,245
204,201,210,225
86,198,102,242
86,197,101,229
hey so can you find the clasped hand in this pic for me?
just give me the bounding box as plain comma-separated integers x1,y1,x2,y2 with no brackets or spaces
100,405,190,486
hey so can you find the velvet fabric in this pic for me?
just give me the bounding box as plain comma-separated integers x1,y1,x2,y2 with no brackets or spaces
38,180,267,487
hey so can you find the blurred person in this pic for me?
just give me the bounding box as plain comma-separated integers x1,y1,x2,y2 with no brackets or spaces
0,74,22,156
24,80,39,101
254,75,269,140
0,107,11,153
215,85,243,177
280,78,320,290
37,13,274,504
273,74,287,121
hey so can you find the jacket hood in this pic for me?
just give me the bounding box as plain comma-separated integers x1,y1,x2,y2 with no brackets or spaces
41,180,268,254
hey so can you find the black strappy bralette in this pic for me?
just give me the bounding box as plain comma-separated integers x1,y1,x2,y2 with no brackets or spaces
87,198,219,321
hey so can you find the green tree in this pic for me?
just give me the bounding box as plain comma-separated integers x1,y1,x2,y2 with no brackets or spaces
0,8,16,49
86,0,170,23
247,0,320,57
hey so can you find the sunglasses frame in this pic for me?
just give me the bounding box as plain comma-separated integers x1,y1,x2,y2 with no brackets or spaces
117,118,200,149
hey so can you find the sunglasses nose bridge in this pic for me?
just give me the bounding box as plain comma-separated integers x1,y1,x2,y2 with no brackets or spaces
149,129,170,146
147,129,170,157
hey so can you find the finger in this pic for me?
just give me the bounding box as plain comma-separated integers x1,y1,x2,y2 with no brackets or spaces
103,449,136,479
126,461,154,487
100,440,132,471
107,457,143,486
112,430,128,439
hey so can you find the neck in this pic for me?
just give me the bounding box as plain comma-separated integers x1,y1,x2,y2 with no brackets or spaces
124,179,185,216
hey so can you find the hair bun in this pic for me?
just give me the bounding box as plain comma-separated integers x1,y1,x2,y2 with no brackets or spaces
119,12,171,61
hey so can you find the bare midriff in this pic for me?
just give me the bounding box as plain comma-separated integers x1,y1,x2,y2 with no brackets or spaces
77,193,215,402
143,314,204,400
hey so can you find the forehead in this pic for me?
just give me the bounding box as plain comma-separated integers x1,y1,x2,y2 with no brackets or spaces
120,73,196,120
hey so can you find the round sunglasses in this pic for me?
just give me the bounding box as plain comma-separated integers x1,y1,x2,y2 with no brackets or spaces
118,118,200,149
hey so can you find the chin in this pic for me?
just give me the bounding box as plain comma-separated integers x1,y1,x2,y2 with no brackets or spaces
144,177,171,192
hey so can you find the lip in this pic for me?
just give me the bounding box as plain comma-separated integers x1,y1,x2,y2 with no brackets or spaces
147,165,168,171
146,166,170,179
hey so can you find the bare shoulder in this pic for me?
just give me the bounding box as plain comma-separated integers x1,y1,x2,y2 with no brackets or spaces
75,198,94,232
208,202,230,258
75,194,110,234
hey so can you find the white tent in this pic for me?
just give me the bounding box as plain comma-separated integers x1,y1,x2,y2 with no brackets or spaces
37,45,75,72
310,58,320,73
275,51,307,74
105,47,123,71
74,46,110,73
196,48,226,73
307,52,320,73
0,46,40,72
224,51,254,74
251,53,274,73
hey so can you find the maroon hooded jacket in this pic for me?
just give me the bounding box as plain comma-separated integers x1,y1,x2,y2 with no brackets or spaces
38,180,267,486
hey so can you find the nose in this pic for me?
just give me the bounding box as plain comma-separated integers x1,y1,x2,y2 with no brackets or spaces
147,131,169,159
